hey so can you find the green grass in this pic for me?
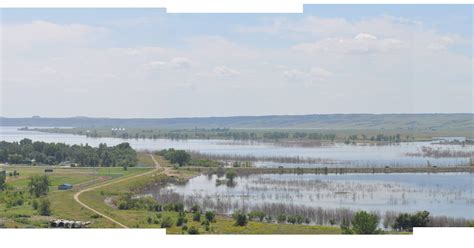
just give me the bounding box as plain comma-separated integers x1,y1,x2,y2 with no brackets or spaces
0,164,153,228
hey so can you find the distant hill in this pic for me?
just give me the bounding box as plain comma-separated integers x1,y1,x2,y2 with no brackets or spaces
0,114,472,130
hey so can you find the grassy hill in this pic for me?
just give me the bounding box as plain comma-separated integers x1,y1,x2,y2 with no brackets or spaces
1,113,472,131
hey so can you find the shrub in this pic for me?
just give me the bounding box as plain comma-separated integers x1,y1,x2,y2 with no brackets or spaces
187,226,199,234
205,211,216,222
248,211,265,222
176,216,187,226
174,203,184,212
160,216,173,228
193,212,201,222
277,214,287,223
225,170,237,181
190,204,200,213
90,213,102,219
38,199,52,216
232,211,248,226
31,199,39,210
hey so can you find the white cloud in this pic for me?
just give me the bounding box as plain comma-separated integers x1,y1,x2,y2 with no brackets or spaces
283,67,332,85
1,20,107,49
240,16,460,54
147,57,193,70
292,34,405,54
212,65,240,77
427,36,458,51
169,57,193,69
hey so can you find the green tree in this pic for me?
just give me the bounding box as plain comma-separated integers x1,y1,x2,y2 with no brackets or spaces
351,211,379,234
169,150,191,166
0,171,6,191
28,175,50,197
38,199,52,216
393,211,430,232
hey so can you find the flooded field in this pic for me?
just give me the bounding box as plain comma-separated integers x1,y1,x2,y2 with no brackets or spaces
147,173,474,222
1,126,472,168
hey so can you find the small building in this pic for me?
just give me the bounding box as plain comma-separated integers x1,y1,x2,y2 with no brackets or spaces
58,183,73,190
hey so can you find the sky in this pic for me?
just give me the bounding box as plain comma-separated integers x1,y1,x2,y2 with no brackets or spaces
1,5,473,118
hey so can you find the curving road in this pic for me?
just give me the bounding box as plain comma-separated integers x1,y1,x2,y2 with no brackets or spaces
73,155,162,228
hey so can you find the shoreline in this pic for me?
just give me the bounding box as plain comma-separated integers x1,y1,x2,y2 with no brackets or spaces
181,165,474,175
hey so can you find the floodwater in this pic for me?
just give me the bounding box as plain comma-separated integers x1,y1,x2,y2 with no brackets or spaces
153,173,474,219
1,126,471,168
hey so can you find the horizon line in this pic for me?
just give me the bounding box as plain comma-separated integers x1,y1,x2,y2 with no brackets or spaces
1,112,473,119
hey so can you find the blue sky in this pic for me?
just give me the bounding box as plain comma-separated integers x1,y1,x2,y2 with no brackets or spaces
1,5,473,117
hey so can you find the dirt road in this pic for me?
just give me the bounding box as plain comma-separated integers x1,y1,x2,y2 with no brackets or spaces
73,155,162,228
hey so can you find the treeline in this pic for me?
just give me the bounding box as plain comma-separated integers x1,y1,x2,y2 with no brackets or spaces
0,139,137,167
51,127,412,143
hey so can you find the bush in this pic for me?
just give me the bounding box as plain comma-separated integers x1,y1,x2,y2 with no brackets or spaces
190,204,200,213
176,216,187,226
116,194,161,211
31,199,39,210
205,211,216,222
0,171,5,191
287,215,304,224
225,170,236,181
232,211,248,226
160,216,173,228
248,211,266,222
38,199,52,216
193,212,201,222
187,226,199,234
277,214,287,223
351,211,379,234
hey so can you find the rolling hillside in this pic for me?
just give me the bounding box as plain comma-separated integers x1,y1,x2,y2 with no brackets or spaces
1,114,472,130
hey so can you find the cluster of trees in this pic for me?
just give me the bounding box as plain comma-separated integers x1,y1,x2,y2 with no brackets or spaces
156,149,191,166
392,211,430,232
341,210,431,234
0,139,137,167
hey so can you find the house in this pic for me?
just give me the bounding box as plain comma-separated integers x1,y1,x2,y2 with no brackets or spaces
58,183,73,190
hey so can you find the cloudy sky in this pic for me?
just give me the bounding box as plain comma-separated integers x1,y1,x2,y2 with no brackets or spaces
1,6,472,118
